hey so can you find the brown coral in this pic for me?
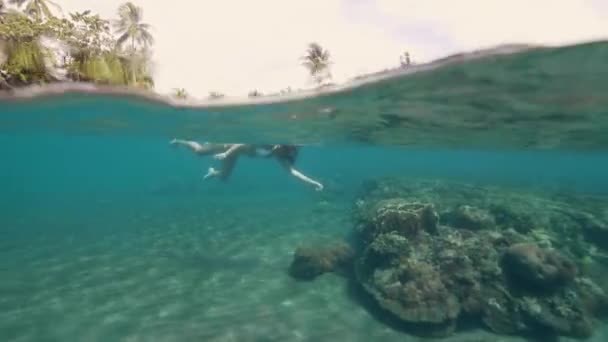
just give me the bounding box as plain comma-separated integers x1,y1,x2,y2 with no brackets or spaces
363,260,461,326
348,179,608,339
448,205,496,230
362,199,439,240
288,241,354,280
502,243,577,291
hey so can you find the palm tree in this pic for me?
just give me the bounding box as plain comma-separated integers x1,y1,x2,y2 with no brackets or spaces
9,0,61,19
113,2,153,86
113,2,153,51
301,42,332,85
400,51,411,68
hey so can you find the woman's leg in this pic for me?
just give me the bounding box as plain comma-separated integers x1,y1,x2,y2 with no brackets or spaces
204,146,247,181
170,138,223,156
218,153,239,181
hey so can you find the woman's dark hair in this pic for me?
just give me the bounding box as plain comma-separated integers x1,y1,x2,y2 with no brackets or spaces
275,145,299,165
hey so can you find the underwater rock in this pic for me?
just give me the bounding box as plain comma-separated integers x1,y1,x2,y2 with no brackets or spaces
502,243,577,291
574,211,608,249
360,258,461,328
356,198,439,241
518,295,594,339
488,204,536,234
288,241,354,280
367,232,411,260
447,205,496,230
575,277,608,318
344,178,608,339
480,287,523,335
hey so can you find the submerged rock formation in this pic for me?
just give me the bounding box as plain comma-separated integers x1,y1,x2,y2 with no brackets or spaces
446,205,496,230
288,241,354,280
502,243,577,291
353,194,606,338
351,179,608,339
291,178,608,339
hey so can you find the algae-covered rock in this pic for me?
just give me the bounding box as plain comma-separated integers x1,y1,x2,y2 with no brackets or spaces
518,295,594,339
488,204,537,234
480,287,522,334
574,211,608,249
356,199,439,241
288,241,354,280
575,277,608,317
448,205,496,230
360,259,461,327
502,243,577,291
343,178,608,339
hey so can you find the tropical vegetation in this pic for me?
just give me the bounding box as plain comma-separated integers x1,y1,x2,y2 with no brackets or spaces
173,87,187,99
208,91,224,100
248,89,262,98
400,51,411,67
0,1,155,90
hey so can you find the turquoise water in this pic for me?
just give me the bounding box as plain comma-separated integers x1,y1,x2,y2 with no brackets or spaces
2,42,608,341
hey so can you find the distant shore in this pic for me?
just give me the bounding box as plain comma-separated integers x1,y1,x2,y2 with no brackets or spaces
0,42,571,108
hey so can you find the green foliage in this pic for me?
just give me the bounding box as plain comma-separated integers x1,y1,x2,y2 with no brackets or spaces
0,10,50,39
9,0,61,20
0,0,7,17
0,1,155,90
248,89,262,97
400,51,411,67
61,11,126,84
173,88,187,99
0,12,54,85
2,39,48,83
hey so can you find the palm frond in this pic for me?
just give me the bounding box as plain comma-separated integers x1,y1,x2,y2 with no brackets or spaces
8,0,27,7
39,1,53,19
116,32,129,47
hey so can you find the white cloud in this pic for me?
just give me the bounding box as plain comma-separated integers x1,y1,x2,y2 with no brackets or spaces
53,0,607,97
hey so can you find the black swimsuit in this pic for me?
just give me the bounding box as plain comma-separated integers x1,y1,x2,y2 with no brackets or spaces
280,146,299,165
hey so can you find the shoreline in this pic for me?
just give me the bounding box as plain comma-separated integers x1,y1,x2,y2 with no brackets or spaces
0,42,551,108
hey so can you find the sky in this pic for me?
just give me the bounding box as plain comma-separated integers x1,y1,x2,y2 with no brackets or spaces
46,0,608,98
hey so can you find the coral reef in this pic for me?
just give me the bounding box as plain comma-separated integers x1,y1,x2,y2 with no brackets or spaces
350,179,608,339
291,178,608,338
502,243,577,291
446,205,496,231
288,241,354,280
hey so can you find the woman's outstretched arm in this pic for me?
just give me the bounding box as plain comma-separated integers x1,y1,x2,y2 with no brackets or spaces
278,160,323,191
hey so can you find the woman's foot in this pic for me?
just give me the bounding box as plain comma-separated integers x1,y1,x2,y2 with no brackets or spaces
203,167,220,180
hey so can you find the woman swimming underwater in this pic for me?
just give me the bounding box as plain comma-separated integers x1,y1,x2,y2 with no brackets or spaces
170,139,324,191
